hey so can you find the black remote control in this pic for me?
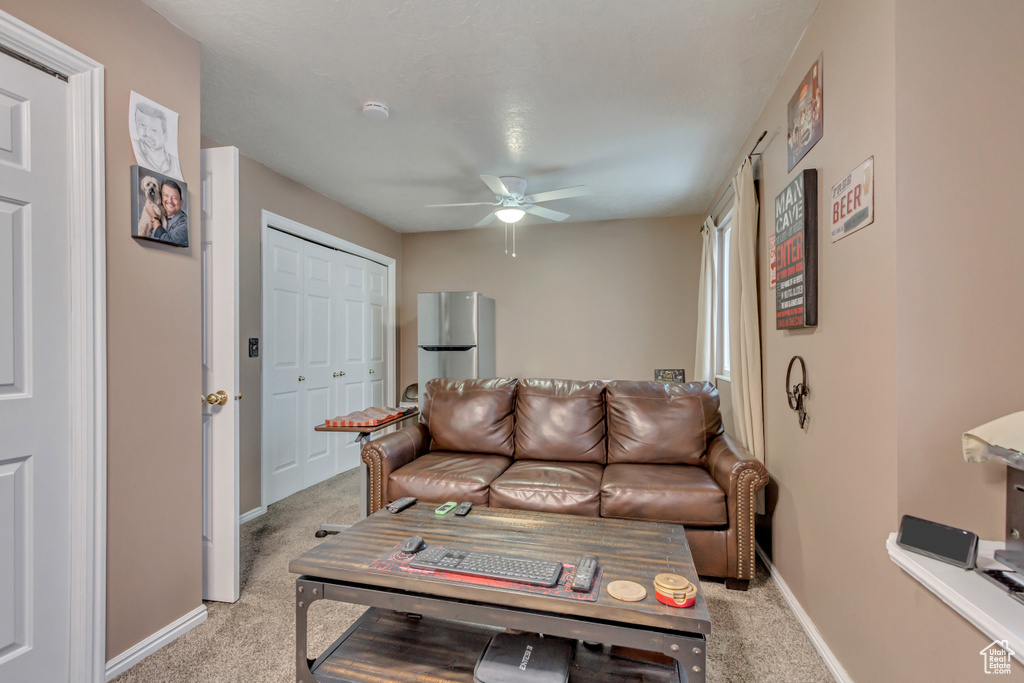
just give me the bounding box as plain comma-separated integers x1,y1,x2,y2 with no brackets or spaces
386,497,417,513
454,502,473,516
570,554,598,592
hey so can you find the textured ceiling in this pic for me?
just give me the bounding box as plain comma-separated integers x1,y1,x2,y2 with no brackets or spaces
142,0,819,232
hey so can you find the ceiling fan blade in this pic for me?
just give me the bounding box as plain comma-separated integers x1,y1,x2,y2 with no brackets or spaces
425,202,497,208
480,175,511,197
523,205,569,222
525,185,590,203
474,211,498,227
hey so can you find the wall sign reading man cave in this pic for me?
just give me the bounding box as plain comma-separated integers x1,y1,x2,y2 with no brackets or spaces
775,169,818,329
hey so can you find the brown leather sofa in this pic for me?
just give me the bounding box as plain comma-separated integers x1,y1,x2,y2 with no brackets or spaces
362,378,768,587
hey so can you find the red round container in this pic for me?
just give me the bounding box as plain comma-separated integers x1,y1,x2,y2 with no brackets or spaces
654,588,696,608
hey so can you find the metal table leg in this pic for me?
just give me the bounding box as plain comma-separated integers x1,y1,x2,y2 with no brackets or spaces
357,432,370,519
295,578,324,683
316,432,371,538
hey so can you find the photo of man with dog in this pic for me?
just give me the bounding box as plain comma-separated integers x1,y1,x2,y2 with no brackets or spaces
131,165,189,248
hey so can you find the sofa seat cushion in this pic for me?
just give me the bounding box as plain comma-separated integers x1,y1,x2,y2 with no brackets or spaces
600,463,727,527
489,460,603,516
388,451,512,505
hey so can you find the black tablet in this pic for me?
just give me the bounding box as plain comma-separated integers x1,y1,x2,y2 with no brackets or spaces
897,514,978,569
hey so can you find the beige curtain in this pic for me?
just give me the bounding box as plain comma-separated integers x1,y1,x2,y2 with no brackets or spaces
728,158,765,463
693,217,717,382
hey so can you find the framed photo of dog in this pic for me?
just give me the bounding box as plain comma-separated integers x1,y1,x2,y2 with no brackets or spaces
131,165,189,247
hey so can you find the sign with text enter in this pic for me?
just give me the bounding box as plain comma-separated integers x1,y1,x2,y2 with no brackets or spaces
831,156,874,242
775,169,818,329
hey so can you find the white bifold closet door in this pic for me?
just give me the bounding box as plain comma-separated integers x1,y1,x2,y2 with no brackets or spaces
335,254,388,470
264,228,387,504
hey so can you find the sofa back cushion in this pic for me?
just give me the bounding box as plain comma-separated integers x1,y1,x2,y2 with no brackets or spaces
514,379,606,463
422,378,517,456
605,381,723,465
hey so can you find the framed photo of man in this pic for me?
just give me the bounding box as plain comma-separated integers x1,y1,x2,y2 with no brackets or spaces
131,165,189,248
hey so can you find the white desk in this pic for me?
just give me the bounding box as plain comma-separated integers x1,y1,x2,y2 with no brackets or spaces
887,533,1024,663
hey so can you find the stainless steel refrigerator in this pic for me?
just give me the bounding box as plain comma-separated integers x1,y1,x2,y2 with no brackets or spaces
417,292,495,407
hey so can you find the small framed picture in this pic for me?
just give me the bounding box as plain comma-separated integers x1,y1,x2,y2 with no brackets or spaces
131,164,188,248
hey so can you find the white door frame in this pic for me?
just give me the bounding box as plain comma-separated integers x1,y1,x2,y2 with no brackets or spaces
0,10,107,683
260,210,395,512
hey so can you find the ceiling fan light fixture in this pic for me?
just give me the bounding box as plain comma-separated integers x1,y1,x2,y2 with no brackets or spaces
495,208,525,223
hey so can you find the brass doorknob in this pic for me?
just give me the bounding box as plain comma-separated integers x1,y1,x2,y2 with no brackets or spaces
298,376,306,382
369,369,375,374
205,390,229,406
333,371,346,377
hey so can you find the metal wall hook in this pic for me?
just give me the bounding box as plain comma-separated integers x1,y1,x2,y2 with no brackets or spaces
786,355,809,429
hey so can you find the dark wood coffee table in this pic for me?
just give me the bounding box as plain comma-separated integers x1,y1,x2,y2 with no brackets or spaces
289,505,711,682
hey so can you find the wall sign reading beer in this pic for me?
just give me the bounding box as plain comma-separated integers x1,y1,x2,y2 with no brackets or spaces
775,169,818,329
830,156,874,242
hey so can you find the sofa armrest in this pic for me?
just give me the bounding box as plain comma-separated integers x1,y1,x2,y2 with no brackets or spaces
361,422,431,513
705,433,769,580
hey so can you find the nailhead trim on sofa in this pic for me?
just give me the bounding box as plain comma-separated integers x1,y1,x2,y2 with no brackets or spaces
738,468,759,579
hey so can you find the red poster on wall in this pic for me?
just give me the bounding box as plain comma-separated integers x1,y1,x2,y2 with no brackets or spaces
775,169,818,329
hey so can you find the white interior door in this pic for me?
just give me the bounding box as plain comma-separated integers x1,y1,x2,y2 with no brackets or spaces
263,228,304,503
0,53,71,682
200,147,240,603
301,241,337,487
338,252,369,471
367,260,388,407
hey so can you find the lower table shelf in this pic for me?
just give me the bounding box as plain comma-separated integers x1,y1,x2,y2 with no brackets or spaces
310,607,683,683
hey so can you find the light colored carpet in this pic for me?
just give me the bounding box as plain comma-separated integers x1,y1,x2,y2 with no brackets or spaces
115,469,834,682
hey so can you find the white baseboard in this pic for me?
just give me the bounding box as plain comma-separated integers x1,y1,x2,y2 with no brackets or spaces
239,506,266,524
105,604,207,681
757,545,852,683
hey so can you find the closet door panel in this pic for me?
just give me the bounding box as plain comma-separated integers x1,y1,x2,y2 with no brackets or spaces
264,229,304,503
338,252,368,471
367,261,387,408
302,241,337,487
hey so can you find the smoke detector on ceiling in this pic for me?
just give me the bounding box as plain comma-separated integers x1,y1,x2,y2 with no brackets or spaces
362,101,389,121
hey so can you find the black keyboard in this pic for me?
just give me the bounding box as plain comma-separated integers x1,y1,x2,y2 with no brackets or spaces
409,546,562,587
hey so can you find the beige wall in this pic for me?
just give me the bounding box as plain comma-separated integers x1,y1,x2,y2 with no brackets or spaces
894,0,1020,536
200,138,402,514
3,0,203,661
399,216,703,391
710,0,1024,679
892,1,1024,676
727,0,904,677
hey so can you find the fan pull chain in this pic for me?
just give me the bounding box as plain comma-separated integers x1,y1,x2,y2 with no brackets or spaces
504,223,508,255
512,223,516,258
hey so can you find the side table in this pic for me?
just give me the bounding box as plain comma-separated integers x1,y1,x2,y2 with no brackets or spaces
313,408,419,532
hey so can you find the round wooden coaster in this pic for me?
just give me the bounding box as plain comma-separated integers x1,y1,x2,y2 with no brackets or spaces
653,573,690,591
607,580,647,602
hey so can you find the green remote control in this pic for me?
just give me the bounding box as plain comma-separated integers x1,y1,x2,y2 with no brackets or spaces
434,501,457,515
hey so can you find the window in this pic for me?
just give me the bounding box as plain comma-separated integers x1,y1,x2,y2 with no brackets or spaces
715,210,733,379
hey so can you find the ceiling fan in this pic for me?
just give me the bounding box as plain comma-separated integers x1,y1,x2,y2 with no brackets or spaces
426,175,590,227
